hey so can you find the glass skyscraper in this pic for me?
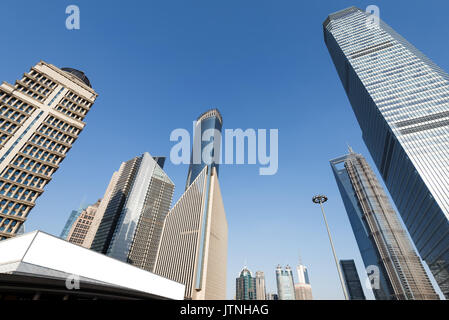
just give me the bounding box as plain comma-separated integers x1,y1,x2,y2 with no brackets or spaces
154,109,227,300
275,265,296,300
324,6,449,297
331,149,439,300
60,207,84,240
185,109,222,190
340,259,366,300
236,267,257,300
91,152,174,272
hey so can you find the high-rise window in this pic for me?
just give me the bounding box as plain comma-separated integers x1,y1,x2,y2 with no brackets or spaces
324,6,449,298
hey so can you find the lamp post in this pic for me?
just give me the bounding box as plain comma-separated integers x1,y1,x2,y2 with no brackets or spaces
312,195,349,300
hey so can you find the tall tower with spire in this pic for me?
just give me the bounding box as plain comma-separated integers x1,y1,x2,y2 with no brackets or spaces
295,254,313,300
330,148,439,299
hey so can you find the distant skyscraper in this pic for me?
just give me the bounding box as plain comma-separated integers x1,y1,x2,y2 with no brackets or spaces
340,259,366,300
324,6,449,297
276,265,296,300
67,199,101,247
331,149,439,300
84,169,122,249
91,153,174,273
0,61,97,240
266,293,278,300
255,271,267,300
185,109,222,190
236,267,257,300
294,259,313,300
155,109,227,300
60,207,84,240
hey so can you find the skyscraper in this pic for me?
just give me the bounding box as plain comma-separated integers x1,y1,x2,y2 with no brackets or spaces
83,168,122,249
60,207,84,240
155,165,227,300
275,265,296,300
236,267,257,300
185,109,222,190
266,293,279,300
154,109,227,300
66,199,101,247
324,6,449,297
0,61,97,240
330,149,439,300
340,259,366,300
255,271,267,300
294,259,313,300
91,153,174,272
90,156,142,253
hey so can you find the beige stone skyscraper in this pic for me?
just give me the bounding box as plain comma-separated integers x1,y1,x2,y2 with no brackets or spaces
67,199,101,247
255,271,267,300
0,62,97,240
154,166,228,300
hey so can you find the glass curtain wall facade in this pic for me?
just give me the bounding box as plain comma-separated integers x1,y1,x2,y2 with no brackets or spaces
236,267,257,300
340,259,366,300
324,7,449,297
331,150,439,300
60,208,84,240
185,109,222,190
275,265,296,300
91,153,174,273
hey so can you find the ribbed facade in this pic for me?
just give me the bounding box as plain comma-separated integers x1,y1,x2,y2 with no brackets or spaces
324,6,449,297
127,163,174,271
0,61,97,240
90,153,174,274
331,150,439,300
90,156,141,253
255,271,266,300
155,166,228,300
84,169,122,249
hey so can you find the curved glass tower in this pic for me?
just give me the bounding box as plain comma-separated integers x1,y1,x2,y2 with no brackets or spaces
185,109,222,190
324,6,449,298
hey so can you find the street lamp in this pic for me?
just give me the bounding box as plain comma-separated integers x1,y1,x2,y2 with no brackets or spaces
312,195,349,300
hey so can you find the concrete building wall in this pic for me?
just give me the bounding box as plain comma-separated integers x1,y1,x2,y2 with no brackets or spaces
155,166,228,300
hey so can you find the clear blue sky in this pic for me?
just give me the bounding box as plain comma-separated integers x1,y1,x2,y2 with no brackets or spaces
2,0,448,299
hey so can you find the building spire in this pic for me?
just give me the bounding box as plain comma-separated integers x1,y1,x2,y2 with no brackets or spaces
347,143,354,154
